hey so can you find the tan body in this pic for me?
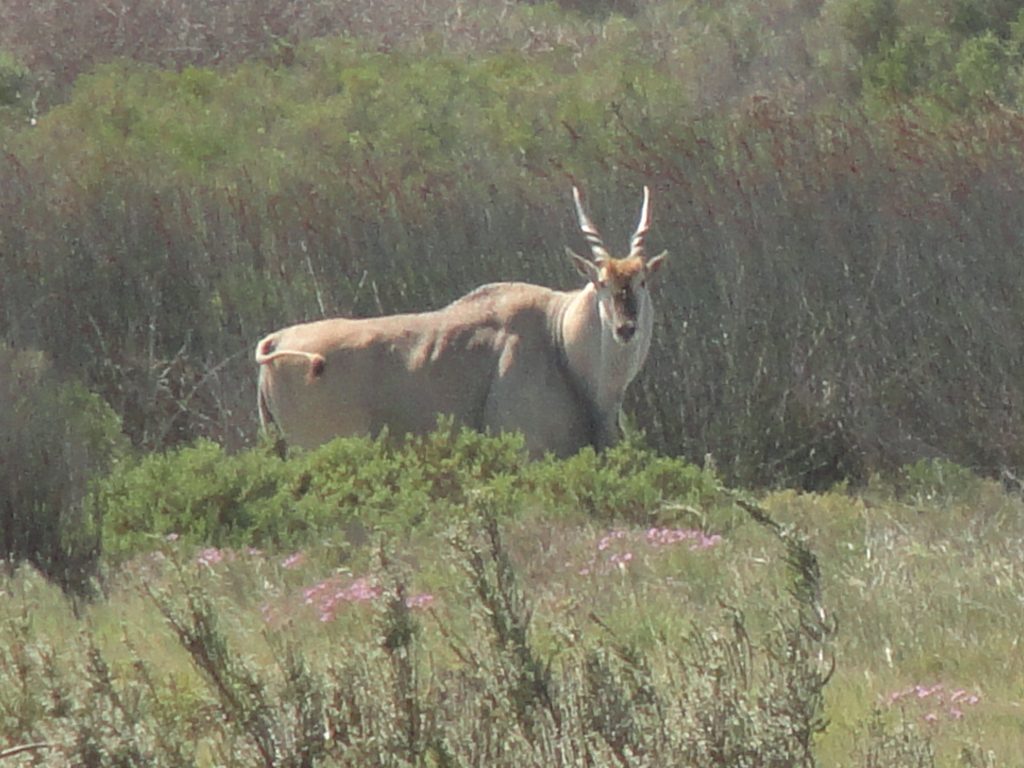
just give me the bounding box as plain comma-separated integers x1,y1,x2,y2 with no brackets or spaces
256,187,666,457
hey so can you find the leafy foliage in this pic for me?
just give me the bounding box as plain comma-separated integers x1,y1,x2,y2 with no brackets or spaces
4,0,1024,490
0,346,126,594
94,426,723,563
0,48,27,107
5,429,1023,764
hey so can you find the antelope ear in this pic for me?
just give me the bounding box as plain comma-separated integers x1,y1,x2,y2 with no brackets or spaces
567,247,601,284
645,250,668,277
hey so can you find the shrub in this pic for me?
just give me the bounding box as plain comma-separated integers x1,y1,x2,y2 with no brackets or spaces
521,434,722,523
96,427,721,562
0,48,27,106
94,440,294,561
894,458,986,507
0,345,126,594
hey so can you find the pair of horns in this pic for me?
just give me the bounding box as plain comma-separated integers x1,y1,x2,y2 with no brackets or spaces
572,185,651,262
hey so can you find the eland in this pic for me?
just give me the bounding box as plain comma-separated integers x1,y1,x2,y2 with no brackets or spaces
255,186,667,457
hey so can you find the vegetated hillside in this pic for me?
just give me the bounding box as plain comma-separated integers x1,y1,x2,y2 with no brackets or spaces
2,0,1024,490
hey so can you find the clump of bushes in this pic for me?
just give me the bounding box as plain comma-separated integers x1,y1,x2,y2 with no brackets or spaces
93,425,725,564
0,48,27,106
0,344,126,595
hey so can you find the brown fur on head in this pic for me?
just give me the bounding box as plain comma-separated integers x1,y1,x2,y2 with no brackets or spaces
600,255,646,283
567,249,667,289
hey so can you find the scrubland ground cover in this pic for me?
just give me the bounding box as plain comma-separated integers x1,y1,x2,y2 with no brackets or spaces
3,0,1024,764
2,431,1022,766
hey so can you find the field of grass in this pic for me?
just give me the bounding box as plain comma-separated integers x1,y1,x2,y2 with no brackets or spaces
2,435,1020,766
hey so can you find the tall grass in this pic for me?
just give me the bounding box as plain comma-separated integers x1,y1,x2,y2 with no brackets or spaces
0,470,839,766
5,67,1024,487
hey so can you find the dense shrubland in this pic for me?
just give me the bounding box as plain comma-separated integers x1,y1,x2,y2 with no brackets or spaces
4,0,1024,488
0,345,126,593
3,429,1021,765
2,2,1024,762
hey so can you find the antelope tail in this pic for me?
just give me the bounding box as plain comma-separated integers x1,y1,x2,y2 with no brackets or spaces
255,335,326,381
257,375,276,433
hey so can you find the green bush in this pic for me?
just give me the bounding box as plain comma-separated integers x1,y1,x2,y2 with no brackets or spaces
0,345,126,594
522,434,721,523
0,48,27,106
95,427,722,562
895,458,986,507
94,440,294,560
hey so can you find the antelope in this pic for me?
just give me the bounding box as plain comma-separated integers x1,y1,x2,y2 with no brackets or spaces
255,186,667,458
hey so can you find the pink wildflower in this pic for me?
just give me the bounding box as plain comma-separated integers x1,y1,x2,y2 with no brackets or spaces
302,576,384,622
405,593,435,610
597,530,628,551
303,577,337,604
948,689,981,706
691,533,722,550
196,547,225,567
609,551,634,568
885,683,981,723
345,577,382,602
281,551,306,569
888,687,913,704
644,527,722,550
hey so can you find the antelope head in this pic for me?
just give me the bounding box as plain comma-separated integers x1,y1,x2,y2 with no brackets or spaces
567,185,667,345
